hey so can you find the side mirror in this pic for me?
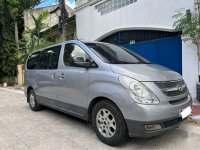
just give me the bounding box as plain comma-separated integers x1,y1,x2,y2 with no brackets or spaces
74,61,91,68
73,56,97,68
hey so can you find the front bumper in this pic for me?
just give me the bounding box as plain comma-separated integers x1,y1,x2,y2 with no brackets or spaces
125,96,192,138
126,116,183,138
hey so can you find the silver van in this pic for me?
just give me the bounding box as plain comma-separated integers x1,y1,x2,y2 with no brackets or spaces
24,40,192,146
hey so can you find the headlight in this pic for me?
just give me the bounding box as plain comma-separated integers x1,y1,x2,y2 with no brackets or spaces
119,76,159,105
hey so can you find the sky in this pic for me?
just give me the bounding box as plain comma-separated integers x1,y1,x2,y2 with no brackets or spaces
35,0,75,9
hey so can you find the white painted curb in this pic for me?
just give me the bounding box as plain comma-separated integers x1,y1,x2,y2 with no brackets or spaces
0,87,24,94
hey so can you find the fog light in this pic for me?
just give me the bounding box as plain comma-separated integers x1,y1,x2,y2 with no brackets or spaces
144,124,162,131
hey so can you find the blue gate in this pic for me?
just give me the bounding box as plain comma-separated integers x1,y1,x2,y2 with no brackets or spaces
122,36,182,74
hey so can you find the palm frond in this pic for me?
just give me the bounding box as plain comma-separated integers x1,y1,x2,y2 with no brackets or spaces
23,10,51,53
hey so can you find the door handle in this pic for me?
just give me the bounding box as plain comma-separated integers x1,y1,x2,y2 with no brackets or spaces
60,73,65,80
51,73,56,79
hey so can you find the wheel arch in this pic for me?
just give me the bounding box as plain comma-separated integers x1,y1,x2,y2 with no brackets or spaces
87,96,124,123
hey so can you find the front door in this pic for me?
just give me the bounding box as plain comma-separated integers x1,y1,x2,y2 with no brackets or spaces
57,43,90,118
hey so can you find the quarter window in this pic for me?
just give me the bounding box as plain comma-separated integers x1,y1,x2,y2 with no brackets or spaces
64,43,89,67
27,51,41,70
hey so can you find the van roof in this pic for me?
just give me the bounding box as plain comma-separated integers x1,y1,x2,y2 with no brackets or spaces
30,40,106,54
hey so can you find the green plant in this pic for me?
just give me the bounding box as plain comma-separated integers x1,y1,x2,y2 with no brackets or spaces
0,77,16,86
0,0,40,78
173,8,200,58
23,11,51,53
6,0,41,50
14,48,29,64
173,4,200,82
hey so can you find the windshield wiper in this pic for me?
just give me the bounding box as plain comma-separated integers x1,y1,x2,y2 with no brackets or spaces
135,62,151,64
111,61,151,64
111,61,137,64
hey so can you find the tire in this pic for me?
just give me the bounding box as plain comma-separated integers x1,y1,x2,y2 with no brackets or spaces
92,100,128,146
28,89,42,111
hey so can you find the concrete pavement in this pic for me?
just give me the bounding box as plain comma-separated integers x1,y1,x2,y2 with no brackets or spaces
0,88,200,150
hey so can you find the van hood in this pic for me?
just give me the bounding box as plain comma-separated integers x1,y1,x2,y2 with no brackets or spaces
110,64,182,82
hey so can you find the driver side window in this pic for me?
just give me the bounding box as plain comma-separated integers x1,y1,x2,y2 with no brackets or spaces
64,43,89,67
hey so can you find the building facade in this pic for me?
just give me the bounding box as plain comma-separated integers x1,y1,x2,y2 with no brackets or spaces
75,0,199,99
24,4,76,40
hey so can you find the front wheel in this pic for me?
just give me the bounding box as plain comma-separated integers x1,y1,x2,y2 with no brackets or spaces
28,89,42,111
92,100,128,146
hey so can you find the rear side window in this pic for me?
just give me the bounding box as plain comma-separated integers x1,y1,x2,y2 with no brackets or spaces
40,45,61,69
27,45,61,70
27,51,41,70
49,46,61,69
40,49,52,69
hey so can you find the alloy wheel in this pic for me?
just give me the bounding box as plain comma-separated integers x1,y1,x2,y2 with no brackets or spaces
29,93,35,108
96,108,116,138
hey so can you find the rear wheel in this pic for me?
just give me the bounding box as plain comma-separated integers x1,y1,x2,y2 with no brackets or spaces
28,89,42,111
92,100,128,146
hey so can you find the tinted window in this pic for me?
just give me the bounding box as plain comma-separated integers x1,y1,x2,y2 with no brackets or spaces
27,51,41,70
49,46,61,69
64,43,89,67
85,43,149,64
40,49,51,69
40,45,61,69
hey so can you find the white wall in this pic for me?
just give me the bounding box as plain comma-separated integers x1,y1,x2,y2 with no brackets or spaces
182,37,199,99
76,0,194,40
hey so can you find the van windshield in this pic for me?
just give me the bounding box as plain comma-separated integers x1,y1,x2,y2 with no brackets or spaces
85,43,150,64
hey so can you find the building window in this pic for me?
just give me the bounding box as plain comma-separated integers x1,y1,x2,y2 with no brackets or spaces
95,0,137,15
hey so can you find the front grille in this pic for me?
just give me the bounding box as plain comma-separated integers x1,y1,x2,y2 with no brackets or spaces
155,80,188,98
165,87,187,97
156,81,181,89
163,118,182,128
169,97,188,105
